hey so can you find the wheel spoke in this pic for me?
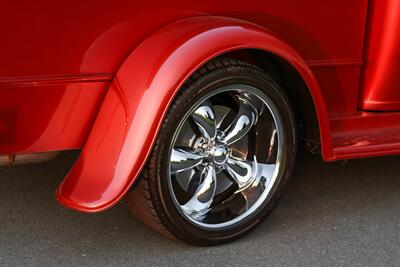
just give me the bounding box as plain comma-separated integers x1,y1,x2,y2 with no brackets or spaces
225,156,276,191
214,105,233,129
240,187,261,211
175,169,199,192
181,165,217,218
170,148,204,174
220,97,257,145
253,162,276,186
224,157,254,189
240,162,276,210
191,100,216,140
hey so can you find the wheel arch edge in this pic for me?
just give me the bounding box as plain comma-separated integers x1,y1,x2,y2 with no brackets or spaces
56,16,333,212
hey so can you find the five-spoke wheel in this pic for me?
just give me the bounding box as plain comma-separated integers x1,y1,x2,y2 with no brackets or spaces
169,85,284,228
129,58,296,245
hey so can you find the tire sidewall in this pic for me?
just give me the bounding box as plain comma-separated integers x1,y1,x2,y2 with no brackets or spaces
150,64,297,245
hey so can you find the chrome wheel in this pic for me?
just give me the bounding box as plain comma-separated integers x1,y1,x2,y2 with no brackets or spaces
168,85,285,229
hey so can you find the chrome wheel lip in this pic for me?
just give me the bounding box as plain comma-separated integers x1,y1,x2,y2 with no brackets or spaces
167,84,286,230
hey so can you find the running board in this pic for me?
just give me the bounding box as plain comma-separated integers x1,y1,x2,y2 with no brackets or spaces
330,112,400,160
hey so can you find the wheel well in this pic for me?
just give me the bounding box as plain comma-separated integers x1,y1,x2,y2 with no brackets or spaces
216,49,320,145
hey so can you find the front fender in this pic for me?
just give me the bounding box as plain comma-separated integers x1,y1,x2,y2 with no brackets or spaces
56,16,332,212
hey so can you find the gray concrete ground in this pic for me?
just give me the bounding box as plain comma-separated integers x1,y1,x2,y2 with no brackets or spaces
1,150,400,266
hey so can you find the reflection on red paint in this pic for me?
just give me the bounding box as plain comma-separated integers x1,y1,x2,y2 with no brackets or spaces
362,0,400,110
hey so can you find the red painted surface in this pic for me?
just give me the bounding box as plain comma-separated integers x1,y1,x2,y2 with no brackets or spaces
331,112,400,159
0,75,109,154
360,0,400,111
1,0,400,212
1,0,369,153
0,0,368,155
57,16,332,212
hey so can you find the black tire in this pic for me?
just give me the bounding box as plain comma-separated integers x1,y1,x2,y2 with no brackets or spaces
128,57,297,245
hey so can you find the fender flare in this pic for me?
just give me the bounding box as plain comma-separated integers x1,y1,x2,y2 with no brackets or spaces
56,16,333,212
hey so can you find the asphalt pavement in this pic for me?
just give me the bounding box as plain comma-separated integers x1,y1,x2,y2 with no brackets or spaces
1,150,400,266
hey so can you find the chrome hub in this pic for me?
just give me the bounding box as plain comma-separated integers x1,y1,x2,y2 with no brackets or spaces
208,145,229,165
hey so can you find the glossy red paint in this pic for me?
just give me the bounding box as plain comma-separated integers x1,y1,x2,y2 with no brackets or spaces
361,0,400,111
331,112,400,159
57,16,332,212
1,1,367,77
0,74,109,154
2,0,400,212
1,0,368,155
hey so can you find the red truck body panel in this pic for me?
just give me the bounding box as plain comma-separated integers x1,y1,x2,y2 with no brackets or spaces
56,16,333,211
2,0,400,211
1,0,369,154
361,0,400,111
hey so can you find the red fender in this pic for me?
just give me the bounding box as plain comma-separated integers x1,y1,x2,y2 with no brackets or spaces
56,16,333,212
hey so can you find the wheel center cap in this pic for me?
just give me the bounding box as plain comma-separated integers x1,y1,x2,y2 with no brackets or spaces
209,145,228,165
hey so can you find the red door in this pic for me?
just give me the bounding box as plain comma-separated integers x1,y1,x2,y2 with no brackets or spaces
361,0,400,111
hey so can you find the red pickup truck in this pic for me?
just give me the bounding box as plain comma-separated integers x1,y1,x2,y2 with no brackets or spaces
1,0,399,245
